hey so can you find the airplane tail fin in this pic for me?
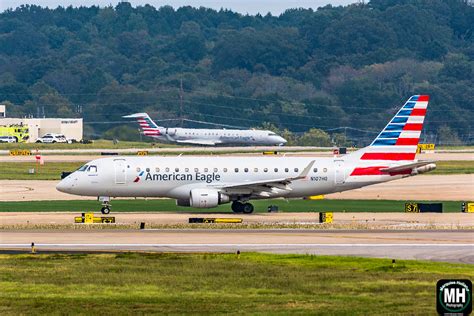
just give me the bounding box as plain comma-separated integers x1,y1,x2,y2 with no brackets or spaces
347,95,429,162
123,113,162,137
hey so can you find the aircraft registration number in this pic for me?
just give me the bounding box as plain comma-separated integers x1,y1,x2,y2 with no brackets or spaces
310,176,328,181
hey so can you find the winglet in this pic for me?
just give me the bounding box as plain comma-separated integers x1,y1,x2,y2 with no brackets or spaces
292,160,315,180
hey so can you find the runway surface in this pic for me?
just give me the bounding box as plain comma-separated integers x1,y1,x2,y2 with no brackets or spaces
1,230,472,263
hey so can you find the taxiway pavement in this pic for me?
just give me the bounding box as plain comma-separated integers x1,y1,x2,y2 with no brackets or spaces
0,230,472,264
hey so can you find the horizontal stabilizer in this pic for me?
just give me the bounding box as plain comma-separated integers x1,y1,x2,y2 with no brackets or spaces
380,160,436,173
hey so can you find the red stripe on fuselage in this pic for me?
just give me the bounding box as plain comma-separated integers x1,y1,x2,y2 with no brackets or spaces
361,153,416,160
396,138,419,145
403,123,423,131
410,109,426,116
417,95,429,102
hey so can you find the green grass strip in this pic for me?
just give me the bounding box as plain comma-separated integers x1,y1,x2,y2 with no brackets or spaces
0,253,472,315
0,198,464,213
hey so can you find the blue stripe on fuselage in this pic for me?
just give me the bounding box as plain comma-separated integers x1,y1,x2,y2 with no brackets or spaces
391,117,408,123
403,102,416,109
379,132,401,138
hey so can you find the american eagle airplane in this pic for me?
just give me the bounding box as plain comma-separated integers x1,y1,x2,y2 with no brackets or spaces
123,113,287,146
57,95,435,214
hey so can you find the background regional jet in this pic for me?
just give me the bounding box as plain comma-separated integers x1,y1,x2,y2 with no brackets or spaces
58,96,435,214
123,113,287,146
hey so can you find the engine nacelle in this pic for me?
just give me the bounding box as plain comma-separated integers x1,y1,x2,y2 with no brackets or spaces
166,128,177,136
412,163,436,175
189,189,230,208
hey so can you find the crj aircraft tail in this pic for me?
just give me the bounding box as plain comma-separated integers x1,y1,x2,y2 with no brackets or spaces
123,113,162,137
346,95,435,178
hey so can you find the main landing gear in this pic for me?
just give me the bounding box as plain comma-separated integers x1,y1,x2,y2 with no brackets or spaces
231,201,254,214
99,196,111,214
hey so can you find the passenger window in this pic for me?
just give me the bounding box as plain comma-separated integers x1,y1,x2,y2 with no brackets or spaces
175,168,179,172
185,168,189,172
204,168,209,172
213,168,218,172
223,168,228,172
294,168,299,172
244,168,249,172
234,168,239,173
136,167,141,172
254,168,258,172
323,168,327,173
313,168,318,173
264,168,268,172
194,168,199,172
156,167,160,172
165,167,170,172
146,168,150,172
285,168,289,172
274,168,278,172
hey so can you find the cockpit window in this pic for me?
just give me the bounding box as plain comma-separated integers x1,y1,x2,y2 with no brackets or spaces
77,165,88,172
268,132,276,136
88,165,97,173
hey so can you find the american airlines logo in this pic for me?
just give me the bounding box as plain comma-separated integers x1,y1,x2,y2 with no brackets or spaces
437,279,472,315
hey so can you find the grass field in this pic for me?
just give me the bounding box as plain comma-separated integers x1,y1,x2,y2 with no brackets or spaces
0,198,463,213
0,160,472,180
0,253,472,315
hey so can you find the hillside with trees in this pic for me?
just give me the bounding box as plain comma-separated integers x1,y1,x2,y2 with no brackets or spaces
0,0,472,145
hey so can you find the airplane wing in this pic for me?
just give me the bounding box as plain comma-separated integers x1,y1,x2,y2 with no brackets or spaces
380,160,436,173
176,139,220,146
217,161,315,197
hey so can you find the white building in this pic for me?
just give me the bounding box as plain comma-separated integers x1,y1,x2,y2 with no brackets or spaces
0,105,83,142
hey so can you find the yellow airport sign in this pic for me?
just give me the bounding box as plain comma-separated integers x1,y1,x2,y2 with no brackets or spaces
405,202,419,213
137,150,148,156
9,149,31,156
308,195,325,200
417,144,435,153
319,212,333,223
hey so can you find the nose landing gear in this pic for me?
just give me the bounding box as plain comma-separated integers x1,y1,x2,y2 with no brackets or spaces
231,201,254,214
99,196,111,214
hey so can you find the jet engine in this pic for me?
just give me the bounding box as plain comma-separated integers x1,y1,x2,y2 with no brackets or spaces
165,128,177,136
189,188,230,208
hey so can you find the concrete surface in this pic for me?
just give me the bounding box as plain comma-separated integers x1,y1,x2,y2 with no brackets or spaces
1,230,472,263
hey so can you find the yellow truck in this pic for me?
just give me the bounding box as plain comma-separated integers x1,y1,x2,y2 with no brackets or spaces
0,124,29,143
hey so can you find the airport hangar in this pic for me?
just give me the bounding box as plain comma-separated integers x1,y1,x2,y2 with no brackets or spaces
0,104,83,142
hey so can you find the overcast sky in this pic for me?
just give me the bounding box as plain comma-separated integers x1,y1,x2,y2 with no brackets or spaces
1,0,357,15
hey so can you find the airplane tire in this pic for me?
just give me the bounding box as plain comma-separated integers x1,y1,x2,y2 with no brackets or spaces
242,203,254,214
231,202,243,213
101,207,110,214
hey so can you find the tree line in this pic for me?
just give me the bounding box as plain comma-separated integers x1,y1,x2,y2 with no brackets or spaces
0,0,472,145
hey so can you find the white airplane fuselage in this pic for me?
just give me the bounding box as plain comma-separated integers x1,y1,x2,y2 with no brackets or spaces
57,155,409,200
152,127,287,146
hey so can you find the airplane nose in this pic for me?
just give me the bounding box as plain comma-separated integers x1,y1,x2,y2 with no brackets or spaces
56,179,70,193
279,137,288,145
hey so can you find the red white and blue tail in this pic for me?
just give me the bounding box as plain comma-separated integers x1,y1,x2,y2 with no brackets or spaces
123,113,162,137
355,95,428,161
346,95,433,178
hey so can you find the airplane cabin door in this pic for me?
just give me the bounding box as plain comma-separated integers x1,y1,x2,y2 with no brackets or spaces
114,159,127,184
334,160,345,185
